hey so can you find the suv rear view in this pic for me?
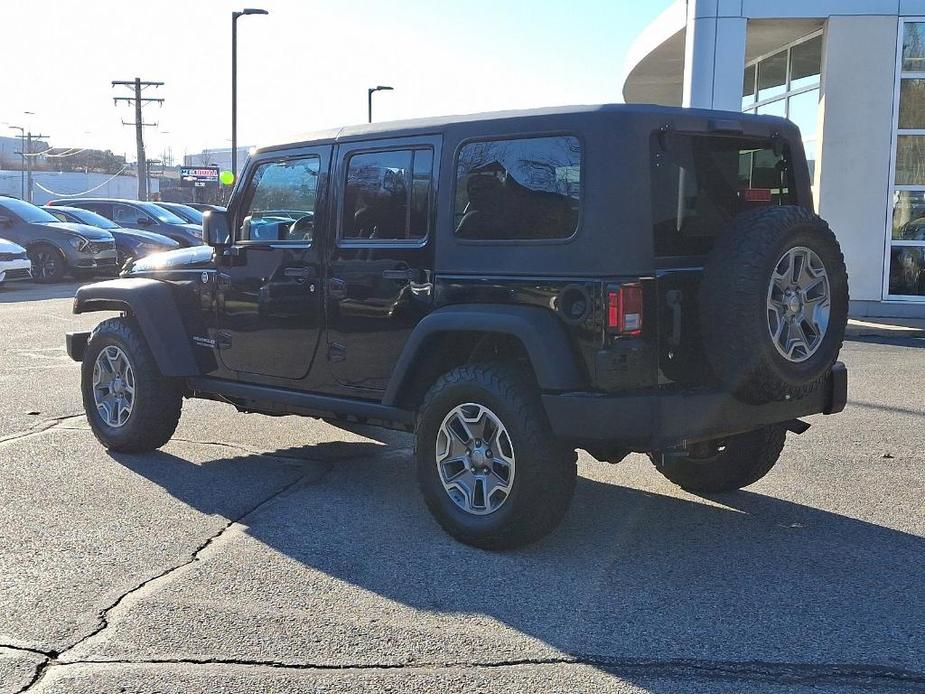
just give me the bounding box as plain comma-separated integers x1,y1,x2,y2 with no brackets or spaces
65,105,848,550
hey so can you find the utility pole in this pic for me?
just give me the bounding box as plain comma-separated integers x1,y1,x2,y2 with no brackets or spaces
7,126,25,199
112,78,164,201
23,130,50,204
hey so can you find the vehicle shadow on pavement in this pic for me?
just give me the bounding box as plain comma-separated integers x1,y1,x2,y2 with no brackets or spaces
108,443,924,678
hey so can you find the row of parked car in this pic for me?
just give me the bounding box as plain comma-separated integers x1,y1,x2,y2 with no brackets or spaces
0,196,225,285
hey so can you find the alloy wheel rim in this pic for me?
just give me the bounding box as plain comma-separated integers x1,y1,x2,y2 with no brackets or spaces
766,246,831,363
34,251,55,279
92,345,136,428
435,403,515,515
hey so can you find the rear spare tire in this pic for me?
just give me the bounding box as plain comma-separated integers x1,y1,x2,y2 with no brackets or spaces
699,205,848,403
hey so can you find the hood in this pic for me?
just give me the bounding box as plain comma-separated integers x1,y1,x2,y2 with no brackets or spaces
0,237,27,254
127,244,214,273
110,227,179,247
44,222,114,241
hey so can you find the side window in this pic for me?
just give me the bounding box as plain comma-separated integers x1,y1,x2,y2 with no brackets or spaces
83,202,113,219
112,203,143,226
239,157,320,242
48,211,68,222
454,135,581,240
651,133,796,257
341,149,432,242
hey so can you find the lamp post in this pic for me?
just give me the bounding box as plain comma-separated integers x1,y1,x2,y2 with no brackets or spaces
231,8,268,181
368,85,394,123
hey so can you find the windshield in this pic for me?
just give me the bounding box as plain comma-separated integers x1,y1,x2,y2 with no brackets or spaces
137,202,187,224
0,197,58,224
70,209,120,229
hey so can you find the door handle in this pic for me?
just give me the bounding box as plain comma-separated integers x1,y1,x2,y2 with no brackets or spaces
328,277,348,300
382,268,416,280
284,266,314,279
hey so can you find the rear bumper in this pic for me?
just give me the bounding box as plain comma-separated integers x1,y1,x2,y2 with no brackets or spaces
542,361,847,450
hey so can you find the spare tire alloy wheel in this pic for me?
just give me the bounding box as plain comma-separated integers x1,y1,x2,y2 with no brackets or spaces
92,345,135,428
436,403,515,515
767,246,831,363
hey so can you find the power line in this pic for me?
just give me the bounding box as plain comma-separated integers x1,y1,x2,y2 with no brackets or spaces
32,165,130,197
112,78,164,201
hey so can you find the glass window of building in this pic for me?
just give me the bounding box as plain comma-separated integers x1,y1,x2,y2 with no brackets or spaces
742,32,822,182
889,21,925,297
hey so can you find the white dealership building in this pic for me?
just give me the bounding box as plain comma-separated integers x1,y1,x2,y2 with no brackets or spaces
624,0,925,317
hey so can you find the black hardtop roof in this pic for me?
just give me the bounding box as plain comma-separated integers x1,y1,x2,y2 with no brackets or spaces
255,103,794,154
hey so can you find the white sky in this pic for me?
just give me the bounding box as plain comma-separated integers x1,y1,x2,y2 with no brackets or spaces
0,0,669,162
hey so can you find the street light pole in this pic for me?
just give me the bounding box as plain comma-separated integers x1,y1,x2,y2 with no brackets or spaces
368,85,394,123
231,8,268,182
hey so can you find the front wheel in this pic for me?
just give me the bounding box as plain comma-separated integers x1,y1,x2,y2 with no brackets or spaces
81,317,183,452
648,424,787,493
415,363,577,550
28,244,66,283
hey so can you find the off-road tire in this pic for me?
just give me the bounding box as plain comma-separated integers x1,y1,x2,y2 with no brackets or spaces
649,425,787,493
415,363,577,550
699,205,848,403
81,317,182,452
28,243,67,283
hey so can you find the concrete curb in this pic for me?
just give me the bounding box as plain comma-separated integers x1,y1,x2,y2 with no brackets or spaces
845,319,925,339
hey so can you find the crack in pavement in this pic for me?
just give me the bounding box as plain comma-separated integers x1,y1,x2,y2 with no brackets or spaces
13,464,334,694
0,645,57,658
0,413,84,447
14,655,925,690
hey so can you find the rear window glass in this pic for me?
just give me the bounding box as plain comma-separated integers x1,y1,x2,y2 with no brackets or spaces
651,133,796,257
454,135,581,240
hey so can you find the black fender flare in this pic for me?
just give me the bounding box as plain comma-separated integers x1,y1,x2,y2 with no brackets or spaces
382,304,587,407
73,278,199,377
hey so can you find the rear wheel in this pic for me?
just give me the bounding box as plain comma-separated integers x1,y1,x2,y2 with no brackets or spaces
416,363,577,549
28,244,66,283
648,425,787,493
81,317,183,452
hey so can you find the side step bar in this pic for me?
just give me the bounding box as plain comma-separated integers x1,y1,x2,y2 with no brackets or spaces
186,377,415,431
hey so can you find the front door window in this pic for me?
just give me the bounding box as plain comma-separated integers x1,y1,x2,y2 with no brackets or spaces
238,157,320,243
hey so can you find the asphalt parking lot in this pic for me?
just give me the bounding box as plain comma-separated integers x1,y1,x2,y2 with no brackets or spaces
0,281,922,693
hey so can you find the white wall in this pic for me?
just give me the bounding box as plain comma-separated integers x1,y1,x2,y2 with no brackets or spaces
815,15,898,304
683,14,748,110
0,170,157,205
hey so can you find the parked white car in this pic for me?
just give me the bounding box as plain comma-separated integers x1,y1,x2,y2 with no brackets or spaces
0,237,32,287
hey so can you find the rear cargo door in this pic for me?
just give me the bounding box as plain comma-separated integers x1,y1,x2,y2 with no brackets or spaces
650,131,798,386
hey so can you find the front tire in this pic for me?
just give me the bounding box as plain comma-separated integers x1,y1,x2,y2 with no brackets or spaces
648,425,787,493
81,317,183,452
28,244,67,283
415,363,577,550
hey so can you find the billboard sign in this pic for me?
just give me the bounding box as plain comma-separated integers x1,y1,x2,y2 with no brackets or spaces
180,166,220,188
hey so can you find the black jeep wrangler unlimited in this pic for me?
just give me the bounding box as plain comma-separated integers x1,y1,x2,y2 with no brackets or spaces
66,105,848,549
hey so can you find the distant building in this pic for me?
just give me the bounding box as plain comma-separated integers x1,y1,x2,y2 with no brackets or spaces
183,146,252,171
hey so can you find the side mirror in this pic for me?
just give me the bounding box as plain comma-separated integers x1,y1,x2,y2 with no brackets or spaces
0,215,10,227
203,210,231,247
137,217,153,227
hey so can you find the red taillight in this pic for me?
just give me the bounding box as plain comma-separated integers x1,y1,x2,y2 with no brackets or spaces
607,283,644,336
